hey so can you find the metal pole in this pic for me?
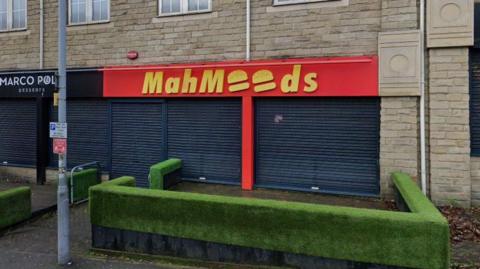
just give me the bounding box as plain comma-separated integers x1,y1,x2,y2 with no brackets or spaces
57,0,70,265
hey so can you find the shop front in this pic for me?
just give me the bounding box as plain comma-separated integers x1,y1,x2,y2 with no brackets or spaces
0,69,103,184
103,56,380,196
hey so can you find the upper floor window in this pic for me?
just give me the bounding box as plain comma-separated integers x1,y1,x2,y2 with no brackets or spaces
69,0,109,25
0,0,26,31
159,0,210,16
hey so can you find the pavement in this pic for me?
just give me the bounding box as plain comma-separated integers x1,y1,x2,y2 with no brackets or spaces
0,204,200,269
0,203,285,269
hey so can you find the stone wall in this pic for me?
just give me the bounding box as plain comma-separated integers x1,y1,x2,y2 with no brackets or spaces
381,0,418,31
378,0,420,198
379,97,419,198
0,0,41,70
0,0,389,70
429,47,471,207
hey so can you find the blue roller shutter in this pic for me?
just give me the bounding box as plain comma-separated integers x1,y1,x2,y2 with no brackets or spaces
471,49,480,155
49,99,109,169
110,102,166,187
167,99,241,184
0,99,37,166
255,98,380,196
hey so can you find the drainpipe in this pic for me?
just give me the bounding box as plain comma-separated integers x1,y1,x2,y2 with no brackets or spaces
246,0,250,61
39,0,44,69
420,0,427,195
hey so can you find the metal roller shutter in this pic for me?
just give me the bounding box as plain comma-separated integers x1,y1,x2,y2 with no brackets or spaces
471,49,480,156
50,99,109,169
255,98,380,196
111,102,166,187
167,99,241,184
0,99,37,166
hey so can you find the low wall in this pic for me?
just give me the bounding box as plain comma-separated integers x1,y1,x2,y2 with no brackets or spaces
89,173,450,269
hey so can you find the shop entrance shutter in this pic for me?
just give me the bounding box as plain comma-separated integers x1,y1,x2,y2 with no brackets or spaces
167,99,241,184
470,49,480,155
255,98,380,196
111,102,166,187
0,99,37,166
50,99,109,169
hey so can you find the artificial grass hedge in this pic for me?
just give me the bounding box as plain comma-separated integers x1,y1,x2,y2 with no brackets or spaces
90,175,450,269
0,187,31,229
148,159,182,190
69,168,100,203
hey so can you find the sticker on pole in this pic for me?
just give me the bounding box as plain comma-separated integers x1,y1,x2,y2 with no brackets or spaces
53,139,67,155
49,122,67,139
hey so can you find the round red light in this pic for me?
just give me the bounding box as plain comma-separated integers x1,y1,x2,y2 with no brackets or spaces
127,51,139,60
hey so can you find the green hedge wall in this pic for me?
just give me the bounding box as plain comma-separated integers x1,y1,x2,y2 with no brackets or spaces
0,187,31,230
90,174,450,269
70,168,100,203
149,159,182,190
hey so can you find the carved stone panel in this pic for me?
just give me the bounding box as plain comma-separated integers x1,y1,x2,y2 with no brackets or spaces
379,30,421,96
427,0,474,48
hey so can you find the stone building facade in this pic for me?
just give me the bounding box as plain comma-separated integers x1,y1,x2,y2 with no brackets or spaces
0,0,478,207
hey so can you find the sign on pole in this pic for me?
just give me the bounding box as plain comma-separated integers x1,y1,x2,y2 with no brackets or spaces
53,139,67,155
49,122,68,139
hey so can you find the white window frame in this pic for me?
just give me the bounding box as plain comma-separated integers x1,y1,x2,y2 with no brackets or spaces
273,0,330,6
158,0,212,17
68,0,110,26
0,0,27,32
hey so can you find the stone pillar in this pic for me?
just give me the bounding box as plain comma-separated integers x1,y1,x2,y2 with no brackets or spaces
378,0,421,198
380,97,419,197
429,48,471,207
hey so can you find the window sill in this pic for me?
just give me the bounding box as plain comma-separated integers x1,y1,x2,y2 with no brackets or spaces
0,29,30,37
67,21,114,31
267,0,348,12
152,11,217,23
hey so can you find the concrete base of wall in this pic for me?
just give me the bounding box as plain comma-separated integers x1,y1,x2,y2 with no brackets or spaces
92,225,406,269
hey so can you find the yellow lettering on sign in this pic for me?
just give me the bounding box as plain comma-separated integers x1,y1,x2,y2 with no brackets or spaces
199,70,225,93
142,72,163,95
181,69,198,94
303,73,318,93
228,70,249,92
253,70,276,92
281,65,301,93
166,77,180,94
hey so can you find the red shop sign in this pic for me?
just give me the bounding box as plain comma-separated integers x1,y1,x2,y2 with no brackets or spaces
103,56,378,98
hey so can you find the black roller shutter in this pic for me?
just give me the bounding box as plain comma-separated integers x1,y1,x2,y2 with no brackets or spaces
167,99,241,184
255,98,380,196
49,99,109,169
0,99,37,166
471,49,480,155
111,102,166,187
